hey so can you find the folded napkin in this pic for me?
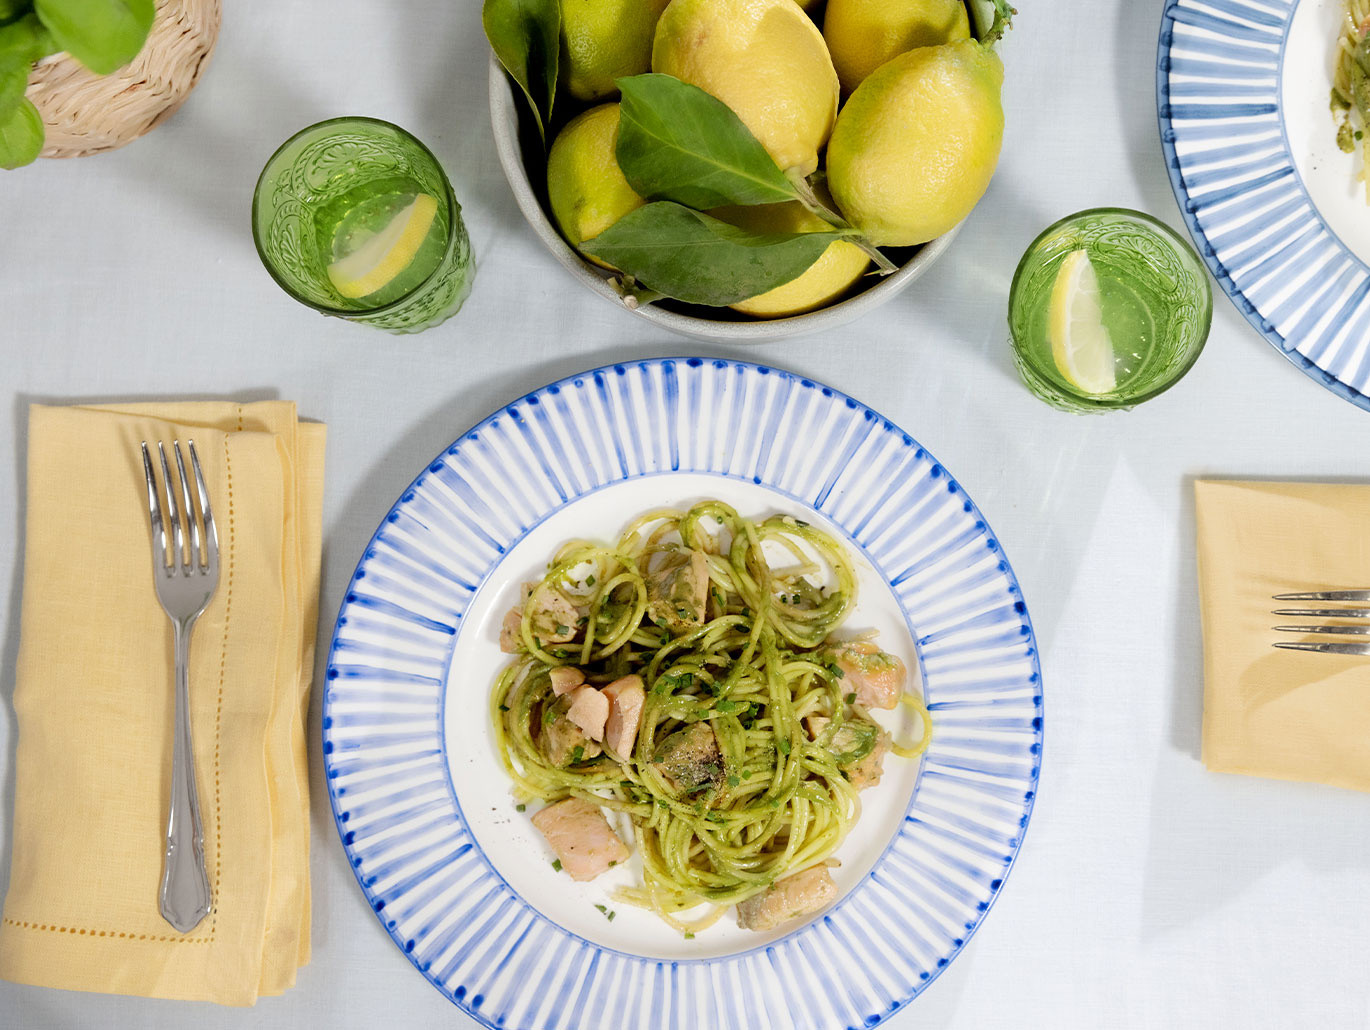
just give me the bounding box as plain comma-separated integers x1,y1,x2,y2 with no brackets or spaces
1196,479,1370,793
0,401,325,1005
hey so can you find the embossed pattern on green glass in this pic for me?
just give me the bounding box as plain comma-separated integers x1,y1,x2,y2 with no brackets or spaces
252,118,475,334
1008,208,1212,412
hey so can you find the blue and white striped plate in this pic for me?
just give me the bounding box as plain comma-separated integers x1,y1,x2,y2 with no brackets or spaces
322,358,1042,1029
1161,0,1370,410
1159,0,1370,409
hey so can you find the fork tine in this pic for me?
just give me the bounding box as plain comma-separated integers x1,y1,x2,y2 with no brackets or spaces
141,443,167,571
187,441,217,573
172,441,201,570
157,442,185,572
1272,607,1370,618
1272,624,1370,636
1274,640,1370,655
1272,591,1370,602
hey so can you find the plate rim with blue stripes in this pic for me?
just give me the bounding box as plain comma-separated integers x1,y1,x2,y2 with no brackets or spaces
1159,0,1370,410
321,357,1043,1029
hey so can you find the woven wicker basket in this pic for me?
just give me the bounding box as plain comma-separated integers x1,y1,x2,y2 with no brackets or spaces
24,0,221,159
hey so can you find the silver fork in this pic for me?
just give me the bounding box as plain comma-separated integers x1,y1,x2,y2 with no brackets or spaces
141,440,218,933
1272,590,1370,655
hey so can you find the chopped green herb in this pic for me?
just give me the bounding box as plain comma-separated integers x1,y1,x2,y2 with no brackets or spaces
608,860,617,867
742,769,753,779
552,859,562,872
571,745,585,763
727,774,740,787
844,692,857,705
595,903,607,913
577,615,588,626
586,575,596,586
499,704,510,712
607,911,616,921
684,932,695,940
778,739,792,756
515,803,526,812
715,699,739,714
555,624,570,635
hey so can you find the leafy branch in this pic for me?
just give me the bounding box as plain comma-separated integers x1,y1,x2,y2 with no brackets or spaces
0,0,155,169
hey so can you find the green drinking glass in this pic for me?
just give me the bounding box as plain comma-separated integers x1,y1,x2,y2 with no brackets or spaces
1008,208,1212,412
252,117,474,334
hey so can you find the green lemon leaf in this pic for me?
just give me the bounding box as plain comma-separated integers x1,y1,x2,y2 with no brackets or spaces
581,201,841,307
34,0,152,76
0,94,43,168
482,0,558,142
615,74,797,209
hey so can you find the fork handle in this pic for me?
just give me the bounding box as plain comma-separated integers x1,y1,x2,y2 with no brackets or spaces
160,618,212,933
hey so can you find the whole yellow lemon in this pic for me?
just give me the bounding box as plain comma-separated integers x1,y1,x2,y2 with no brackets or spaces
561,0,672,102
823,0,970,93
711,198,869,317
826,39,1004,247
546,104,645,268
652,0,839,176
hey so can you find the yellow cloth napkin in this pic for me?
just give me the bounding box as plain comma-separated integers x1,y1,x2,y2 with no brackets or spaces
0,401,325,1005
1196,479,1370,792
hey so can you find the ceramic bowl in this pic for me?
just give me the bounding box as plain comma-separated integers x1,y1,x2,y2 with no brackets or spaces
487,58,961,343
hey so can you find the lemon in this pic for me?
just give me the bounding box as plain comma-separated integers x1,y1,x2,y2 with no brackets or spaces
652,0,839,176
823,0,970,93
711,198,870,317
826,39,1004,247
327,193,439,300
561,0,672,102
546,103,646,269
1048,250,1118,395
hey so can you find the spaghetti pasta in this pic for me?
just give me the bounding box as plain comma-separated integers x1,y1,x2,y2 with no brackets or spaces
489,501,931,934
1333,0,1370,201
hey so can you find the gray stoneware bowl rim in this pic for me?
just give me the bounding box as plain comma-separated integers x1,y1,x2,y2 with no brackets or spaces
487,57,961,343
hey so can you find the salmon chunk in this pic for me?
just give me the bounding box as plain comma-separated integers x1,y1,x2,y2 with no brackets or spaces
567,685,609,741
829,641,906,710
499,608,523,653
647,548,709,634
530,797,630,882
804,715,890,791
736,866,837,931
540,694,601,766
602,675,646,758
549,666,587,695
525,583,580,645
651,722,722,794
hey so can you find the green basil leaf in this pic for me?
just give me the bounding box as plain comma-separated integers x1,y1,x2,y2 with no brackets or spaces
0,94,43,168
34,0,152,76
616,73,797,209
0,1,33,23
482,0,558,142
0,58,26,120
0,15,45,121
581,201,840,307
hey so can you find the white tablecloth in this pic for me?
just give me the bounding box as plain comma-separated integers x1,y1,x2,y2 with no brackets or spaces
3,1,1369,1026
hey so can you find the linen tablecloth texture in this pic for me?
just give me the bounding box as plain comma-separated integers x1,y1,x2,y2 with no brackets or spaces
0,401,325,1005
1196,479,1370,793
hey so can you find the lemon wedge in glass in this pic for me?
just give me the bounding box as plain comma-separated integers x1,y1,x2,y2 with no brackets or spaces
327,193,439,300
1048,249,1117,395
